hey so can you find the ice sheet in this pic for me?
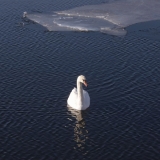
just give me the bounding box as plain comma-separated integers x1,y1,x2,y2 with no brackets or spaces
25,0,160,36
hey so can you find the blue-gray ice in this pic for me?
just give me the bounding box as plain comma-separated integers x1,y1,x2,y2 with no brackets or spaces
25,0,160,36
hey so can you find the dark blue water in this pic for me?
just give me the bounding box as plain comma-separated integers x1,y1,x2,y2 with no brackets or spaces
1,0,160,160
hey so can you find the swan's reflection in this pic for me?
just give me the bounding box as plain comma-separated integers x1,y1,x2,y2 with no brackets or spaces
67,106,89,152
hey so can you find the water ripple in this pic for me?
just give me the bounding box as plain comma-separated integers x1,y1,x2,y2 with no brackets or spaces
1,0,160,159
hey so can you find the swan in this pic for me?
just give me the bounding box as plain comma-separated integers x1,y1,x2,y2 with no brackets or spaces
67,75,90,110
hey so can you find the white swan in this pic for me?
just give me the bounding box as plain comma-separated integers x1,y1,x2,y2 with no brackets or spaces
67,75,90,110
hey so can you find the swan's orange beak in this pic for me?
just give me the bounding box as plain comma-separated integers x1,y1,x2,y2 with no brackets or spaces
83,80,88,87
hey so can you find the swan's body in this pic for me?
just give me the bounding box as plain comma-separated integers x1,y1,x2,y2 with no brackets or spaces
67,75,90,110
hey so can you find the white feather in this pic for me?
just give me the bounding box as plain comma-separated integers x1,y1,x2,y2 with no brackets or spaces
67,76,90,110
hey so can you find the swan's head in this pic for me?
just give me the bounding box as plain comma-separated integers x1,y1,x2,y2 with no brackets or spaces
77,75,87,87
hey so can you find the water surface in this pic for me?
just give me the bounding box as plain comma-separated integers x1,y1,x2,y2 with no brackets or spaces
1,0,160,159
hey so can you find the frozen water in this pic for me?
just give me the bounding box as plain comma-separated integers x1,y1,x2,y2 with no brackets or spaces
25,0,160,36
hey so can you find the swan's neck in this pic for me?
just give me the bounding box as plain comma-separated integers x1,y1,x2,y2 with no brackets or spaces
77,81,83,106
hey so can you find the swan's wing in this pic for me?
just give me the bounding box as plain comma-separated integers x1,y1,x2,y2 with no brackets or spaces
83,90,90,109
67,88,78,108
67,88,90,110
